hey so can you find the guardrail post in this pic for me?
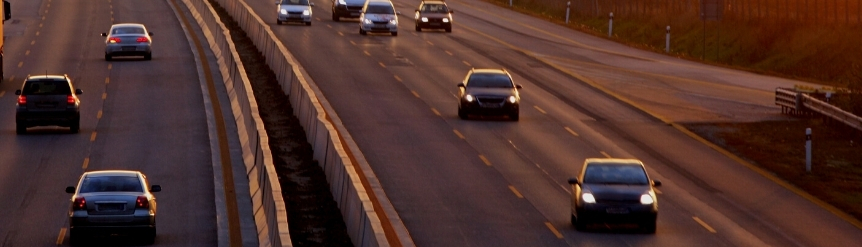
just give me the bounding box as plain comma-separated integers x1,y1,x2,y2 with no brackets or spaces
608,12,613,37
665,26,671,53
805,128,812,173
565,1,571,24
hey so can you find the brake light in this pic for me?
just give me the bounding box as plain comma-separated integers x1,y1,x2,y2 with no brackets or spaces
73,197,86,210
108,37,121,43
136,37,149,43
17,95,26,105
67,95,75,105
136,196,149,209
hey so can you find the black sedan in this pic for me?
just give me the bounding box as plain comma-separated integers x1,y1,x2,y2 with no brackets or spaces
457,68,522,121
568,158,661,233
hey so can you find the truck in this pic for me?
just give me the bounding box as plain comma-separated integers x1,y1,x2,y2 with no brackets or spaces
1,1,12,79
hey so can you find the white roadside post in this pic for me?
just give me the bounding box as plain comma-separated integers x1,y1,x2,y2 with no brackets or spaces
509,0,512,7
565,1,571,24
608,12,613,37
665,26,671,53
806,128,812,172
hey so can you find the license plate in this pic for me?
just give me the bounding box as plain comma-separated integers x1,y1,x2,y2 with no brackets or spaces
97,203,125,211
430,23,440,26
606,208,630,214
122,46,136,51
481,104,502,108
36,103,56,108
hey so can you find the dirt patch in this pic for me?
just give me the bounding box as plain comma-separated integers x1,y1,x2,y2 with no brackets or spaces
685,118,862,220
206,1,353,246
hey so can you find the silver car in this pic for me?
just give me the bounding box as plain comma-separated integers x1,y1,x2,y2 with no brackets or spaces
277,0,313,25
101,23,153,61
359,0,399,36
66,170,161,245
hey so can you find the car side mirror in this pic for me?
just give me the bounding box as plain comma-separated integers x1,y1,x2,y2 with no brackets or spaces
275,0,281,4
150,185,162,192
75,89,83,95
457,83,465,88
101,32,108,37
310,3,315,6
450,10,454,13
148,32,154,36
567,178,579,185
652,180,661,187
4,0,11,21
516,84,522,89
65,186,76,193
396,11,401,15
14,90,21,95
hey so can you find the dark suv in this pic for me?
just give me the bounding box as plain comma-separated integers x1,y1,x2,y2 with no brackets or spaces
457,68,522,121
15,75,83,134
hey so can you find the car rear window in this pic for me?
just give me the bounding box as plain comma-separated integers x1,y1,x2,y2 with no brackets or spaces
22,80,72,95
80,176,144,193
112,27,146,35
583,164,649,185
467,74,514,88
366,5,395,14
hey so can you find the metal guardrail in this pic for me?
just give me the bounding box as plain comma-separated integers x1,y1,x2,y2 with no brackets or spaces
775,87,862,131
181,0,414,246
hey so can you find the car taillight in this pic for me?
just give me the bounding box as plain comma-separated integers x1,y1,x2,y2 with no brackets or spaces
17,95,26,105
136,37,149,43
136,196,149,209
73,197,86,210
109,37,121,43
67,95,75,105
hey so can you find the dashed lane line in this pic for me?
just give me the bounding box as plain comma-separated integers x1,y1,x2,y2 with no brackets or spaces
508,185,524,198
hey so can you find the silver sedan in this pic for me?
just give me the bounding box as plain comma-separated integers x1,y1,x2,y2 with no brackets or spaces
101,23,153,61
66,170,161,245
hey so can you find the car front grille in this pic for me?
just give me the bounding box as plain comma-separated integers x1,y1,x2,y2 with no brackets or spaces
287,11,303,14
477,97,505,104
347,6,363,11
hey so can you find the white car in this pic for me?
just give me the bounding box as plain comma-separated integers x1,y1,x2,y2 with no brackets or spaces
359,0,399,36
101,23,153,61
277,0,313,26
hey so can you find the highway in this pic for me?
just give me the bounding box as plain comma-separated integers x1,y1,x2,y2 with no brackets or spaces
245,0,862,246
0,0,222,246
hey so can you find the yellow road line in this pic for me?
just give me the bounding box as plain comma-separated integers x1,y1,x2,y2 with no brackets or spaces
479,155,491,166
452,129,465,139
410,90,420,98
350,40,356,46
25,50,29,55
8,76,14,82
326,24,332,28
430,108,441,116
462,60,471,66
363,50,371,56
338,31,344,36
426,40,434,46
102,93,107,100
108,64,112,70
394,75,403,82
97,110,103,119
17,62,23,68
600,151,611,158
36,31,40,36
564,127,579,137
445,50,453,56
82,158,89,169
508,185,524,198
378,62,386,68
90,132,97,142
56,228,66,245
533,105,546,114
545,222,563,238
105,77,110,84
693,216,717,233
0,91,4,98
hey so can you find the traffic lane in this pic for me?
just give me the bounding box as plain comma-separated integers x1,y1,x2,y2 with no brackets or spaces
0,0,113,245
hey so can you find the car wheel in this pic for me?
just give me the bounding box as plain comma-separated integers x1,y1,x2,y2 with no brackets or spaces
509,111,519,121
570,214,577,226
575,217,588,231
360,28,367,35
69,229,85,246
391,31,398,36
458,108,468,120
306,21,312,26
144,53,152,60
142,227,156,245
445,27,452,33
641,219,657,234
332,12,339,21
70,119,80,134
415,25,421,32
104,53,112,61
277,20,282,25
16,123,26,135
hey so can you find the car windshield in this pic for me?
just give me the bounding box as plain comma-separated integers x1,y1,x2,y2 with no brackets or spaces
22,80,71,95
280,0,309,5
467,73,514,88
112,27,146,35
582,164,649,185
366,5,395,14
421,4,449,13
79,176,144,193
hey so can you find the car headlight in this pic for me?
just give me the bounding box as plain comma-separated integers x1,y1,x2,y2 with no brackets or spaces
302,10,310,15
338,0,346,5
442,17,449,23
464,94,474,102
640,194,655,205
363,18,373,24
508,96,517,103
582,193,596,204
280,9,287,15
421,17,428,22
389,19,398,24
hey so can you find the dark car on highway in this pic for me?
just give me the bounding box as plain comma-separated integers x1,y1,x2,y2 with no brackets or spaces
331,0,365,21
414,0,453,32
568,158,661,233
66,170,161,245
15,74,83,134
457,68,521,121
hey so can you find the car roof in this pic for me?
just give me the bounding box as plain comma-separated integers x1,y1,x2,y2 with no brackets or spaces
111,23,146,28
585,158,645,167
366,0,393,5
471,68,509,75
83,170,142,177
26,75,67,81
422,0,447,4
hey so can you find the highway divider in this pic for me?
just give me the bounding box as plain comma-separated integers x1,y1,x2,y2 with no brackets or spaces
180,0,414,246
775,87,862,131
